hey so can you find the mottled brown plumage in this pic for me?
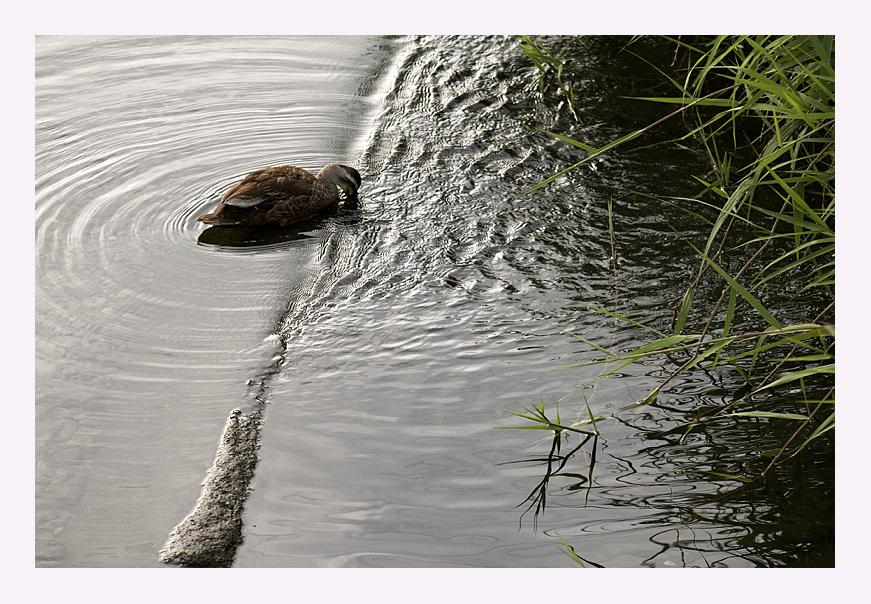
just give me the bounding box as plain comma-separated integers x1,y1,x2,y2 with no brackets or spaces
197,163,361,227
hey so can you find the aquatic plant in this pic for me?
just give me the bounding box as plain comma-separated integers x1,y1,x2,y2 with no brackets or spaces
518,35,580,122
515,35,834,493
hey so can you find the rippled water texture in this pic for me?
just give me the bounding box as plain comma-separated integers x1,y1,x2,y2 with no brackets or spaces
36,35,833,568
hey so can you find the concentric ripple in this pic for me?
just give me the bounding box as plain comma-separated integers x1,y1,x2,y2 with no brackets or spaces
35,35,391,566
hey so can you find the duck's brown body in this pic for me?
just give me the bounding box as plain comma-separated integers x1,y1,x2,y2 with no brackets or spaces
197,163,361,227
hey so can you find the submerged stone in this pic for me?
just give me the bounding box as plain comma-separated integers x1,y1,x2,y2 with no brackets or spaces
159,409,261,567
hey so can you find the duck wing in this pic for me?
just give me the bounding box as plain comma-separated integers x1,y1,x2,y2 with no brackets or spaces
222,166,317,207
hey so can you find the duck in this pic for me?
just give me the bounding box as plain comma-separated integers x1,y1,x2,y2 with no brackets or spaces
196,163,361,227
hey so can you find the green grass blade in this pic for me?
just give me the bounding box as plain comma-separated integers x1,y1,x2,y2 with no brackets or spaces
756,363,835,392
673,286,695,335
690,244,783,330
727,411,808,421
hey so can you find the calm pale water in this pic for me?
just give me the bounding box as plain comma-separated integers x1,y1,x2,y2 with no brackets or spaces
35,35,833,567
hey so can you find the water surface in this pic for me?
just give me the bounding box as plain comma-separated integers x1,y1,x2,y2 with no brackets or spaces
35,35,833,568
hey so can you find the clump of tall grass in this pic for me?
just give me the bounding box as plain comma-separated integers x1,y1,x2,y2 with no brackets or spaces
519,35,580,122
515,35,834,486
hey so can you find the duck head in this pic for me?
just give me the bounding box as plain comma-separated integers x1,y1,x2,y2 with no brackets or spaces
318,163,362,198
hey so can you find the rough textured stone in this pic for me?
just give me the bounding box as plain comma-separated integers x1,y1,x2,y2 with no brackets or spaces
159,409,261,567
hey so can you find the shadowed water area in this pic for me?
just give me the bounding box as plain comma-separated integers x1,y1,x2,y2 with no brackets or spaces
36,35,833,567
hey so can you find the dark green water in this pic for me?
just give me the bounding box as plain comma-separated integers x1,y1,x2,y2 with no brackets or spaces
35,35,833,568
